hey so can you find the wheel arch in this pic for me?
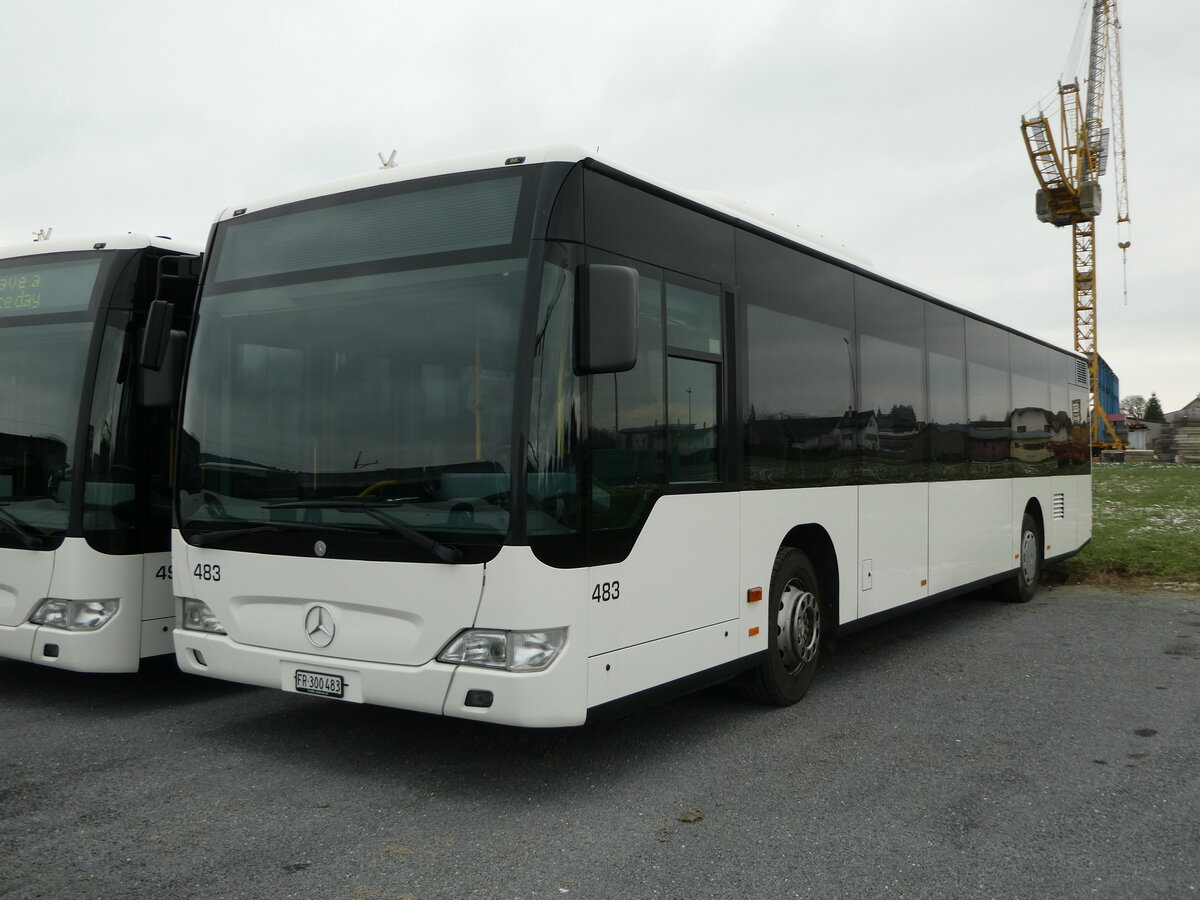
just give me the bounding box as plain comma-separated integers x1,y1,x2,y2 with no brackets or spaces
1023,496,1045,544
778,523,840,640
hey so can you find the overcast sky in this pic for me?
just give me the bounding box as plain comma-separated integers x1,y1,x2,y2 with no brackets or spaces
4,0,1195,413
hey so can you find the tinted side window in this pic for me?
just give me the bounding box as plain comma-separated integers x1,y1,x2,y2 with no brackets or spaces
1047,349,1090,474
739,232,856,488
583,170,735,284
966,319,1011,478
83,317,138,553
1010,336,1050,411
1010,336,1054,476
526,249,586,567
926,304,968,479
665,274,722,484
856,277,928,482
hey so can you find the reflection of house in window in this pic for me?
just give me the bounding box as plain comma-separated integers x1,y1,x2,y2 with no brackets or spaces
1010,408,1053,468
969,422,1010,463
1009,407,1091,472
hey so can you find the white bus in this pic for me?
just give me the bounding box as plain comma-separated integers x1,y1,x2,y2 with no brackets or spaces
0,235,198,672
170,147,1091,726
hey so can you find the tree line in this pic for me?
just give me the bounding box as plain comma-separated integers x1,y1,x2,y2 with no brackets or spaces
1120,392,1166,423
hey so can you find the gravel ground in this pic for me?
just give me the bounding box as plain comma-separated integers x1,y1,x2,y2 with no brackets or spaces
1,585,1197,900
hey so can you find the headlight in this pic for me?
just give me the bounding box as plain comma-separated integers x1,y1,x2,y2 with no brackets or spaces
30,599,119,631
181,598,226,634
438,628,566,672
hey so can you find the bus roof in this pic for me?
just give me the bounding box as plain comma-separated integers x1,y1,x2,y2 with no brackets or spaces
212,145,868,263
0,234,199,261
212,145,1078,359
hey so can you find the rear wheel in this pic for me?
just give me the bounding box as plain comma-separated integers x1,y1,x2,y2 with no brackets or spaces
997,512,1041,603
744,547,822,705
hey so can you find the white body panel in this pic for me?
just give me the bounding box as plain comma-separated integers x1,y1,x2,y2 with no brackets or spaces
173,476,1088,726
584,494,742,707
0,547,55,662
929,480,1014,596
173,495,745,727
173,544,485,666
0,540,172,672
173,539,591,727
586,493,741,656
858,483,930,617
738,486,859,625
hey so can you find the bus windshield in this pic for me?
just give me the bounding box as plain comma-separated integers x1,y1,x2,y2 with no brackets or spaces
179,256,528,555
179,171,537,559
0,256,103,544
0,323,94,541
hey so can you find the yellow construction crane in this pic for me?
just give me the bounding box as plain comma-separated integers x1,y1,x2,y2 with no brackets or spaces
1020,0,1130,450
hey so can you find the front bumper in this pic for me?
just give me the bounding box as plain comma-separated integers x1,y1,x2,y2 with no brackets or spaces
174,629,587,727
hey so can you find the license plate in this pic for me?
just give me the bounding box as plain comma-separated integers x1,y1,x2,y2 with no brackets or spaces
294,670,345,698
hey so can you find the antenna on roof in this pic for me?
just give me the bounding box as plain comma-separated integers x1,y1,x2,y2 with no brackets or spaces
33,227,52,242
378,150,398,169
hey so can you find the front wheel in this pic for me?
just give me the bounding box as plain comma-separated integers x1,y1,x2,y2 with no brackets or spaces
997,512,1041,603
743,547,822,705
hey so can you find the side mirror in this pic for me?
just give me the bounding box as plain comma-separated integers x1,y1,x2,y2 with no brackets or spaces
140,299,173,372
138,328,186,408
575,264,638,375
139,299,185,407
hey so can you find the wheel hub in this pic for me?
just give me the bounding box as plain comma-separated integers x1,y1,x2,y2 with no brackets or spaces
777,580,819,673
1020,529,1038,584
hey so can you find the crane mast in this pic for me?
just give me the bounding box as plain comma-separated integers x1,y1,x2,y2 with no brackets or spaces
1020,0,1130,451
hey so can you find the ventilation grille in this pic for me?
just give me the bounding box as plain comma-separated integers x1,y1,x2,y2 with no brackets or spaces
1053,492,1066,520
1074,358,1090,387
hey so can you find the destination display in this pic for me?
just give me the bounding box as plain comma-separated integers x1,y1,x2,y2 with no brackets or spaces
0,257,103,316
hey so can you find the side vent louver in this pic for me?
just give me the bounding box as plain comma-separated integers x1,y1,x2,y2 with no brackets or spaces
1053,492,1066,520
1074,359,1090,387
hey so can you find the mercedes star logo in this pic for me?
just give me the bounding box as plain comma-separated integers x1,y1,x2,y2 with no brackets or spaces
304,605,336,648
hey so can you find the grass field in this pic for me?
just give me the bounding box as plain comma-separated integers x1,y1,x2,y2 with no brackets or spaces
1049,461,1200,590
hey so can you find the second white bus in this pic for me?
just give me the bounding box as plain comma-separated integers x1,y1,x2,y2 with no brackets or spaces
0,235,198,672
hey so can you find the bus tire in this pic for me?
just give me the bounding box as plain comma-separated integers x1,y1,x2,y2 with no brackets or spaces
997,512,1041,603
744,547,822,705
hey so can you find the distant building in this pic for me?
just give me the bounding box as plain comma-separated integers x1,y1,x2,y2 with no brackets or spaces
1161,394,1200,462
1166,394,1200,424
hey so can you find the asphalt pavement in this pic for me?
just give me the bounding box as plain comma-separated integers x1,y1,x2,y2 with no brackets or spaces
1,585,1197,900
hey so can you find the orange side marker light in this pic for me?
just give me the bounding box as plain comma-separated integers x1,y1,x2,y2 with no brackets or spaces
747,587,762,604
748,626,760,637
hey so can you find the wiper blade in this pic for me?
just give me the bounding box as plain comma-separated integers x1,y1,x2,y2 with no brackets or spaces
264,500,463,563
268,498,409,509
0,505,45,549
187,520,360,547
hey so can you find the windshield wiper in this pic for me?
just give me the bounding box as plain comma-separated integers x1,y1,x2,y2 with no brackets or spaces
264,500,463,563
0,505,45,549
187,520,361,547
